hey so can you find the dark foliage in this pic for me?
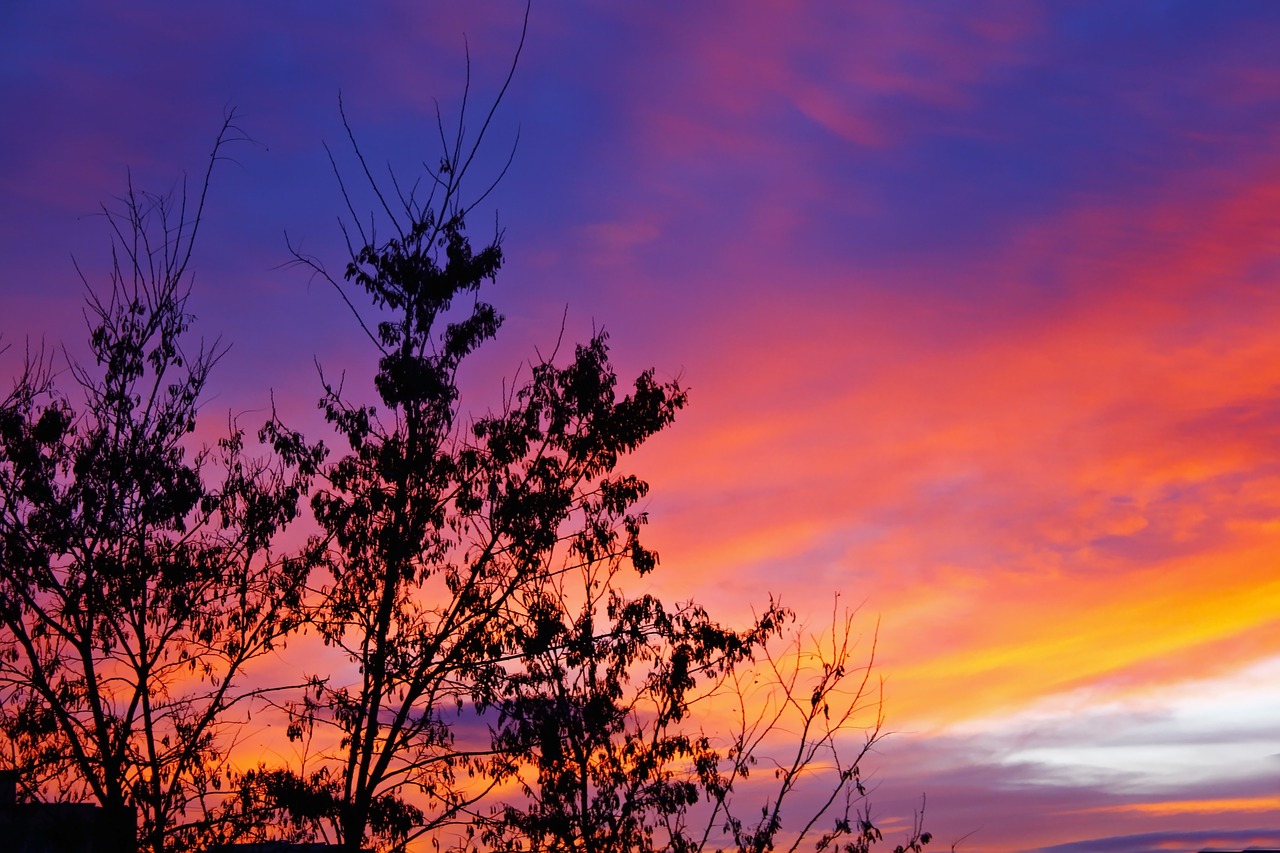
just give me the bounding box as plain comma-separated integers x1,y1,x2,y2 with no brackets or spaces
1,17,930,853
251,47,694,845
0,114,323,853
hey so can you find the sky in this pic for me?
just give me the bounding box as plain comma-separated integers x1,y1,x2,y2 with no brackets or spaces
2,2,1279,851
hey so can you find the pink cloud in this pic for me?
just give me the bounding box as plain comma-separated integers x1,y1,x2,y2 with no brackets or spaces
589,2,1046,168
609,149,1280,734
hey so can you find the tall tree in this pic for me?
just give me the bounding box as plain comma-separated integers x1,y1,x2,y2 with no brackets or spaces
243,32,688,847
238,15,927,853
0,114,323,853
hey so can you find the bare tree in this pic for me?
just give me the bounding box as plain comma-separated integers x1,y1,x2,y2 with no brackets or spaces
485,584,932,853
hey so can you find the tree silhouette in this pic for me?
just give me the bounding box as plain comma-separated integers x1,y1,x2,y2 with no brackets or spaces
240,31,929,850
488,572,927,853
0,114,323,853
232,24,705,847
1,17,931,853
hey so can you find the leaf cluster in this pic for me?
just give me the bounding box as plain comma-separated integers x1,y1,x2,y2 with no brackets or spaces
0,113,324,853
0,27,931,853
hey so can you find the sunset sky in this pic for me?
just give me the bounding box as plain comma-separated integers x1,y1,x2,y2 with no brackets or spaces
2,3,1279,851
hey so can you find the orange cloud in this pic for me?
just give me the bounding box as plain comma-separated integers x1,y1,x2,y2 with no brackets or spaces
1072,796,1280,817
623,159,1280,733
